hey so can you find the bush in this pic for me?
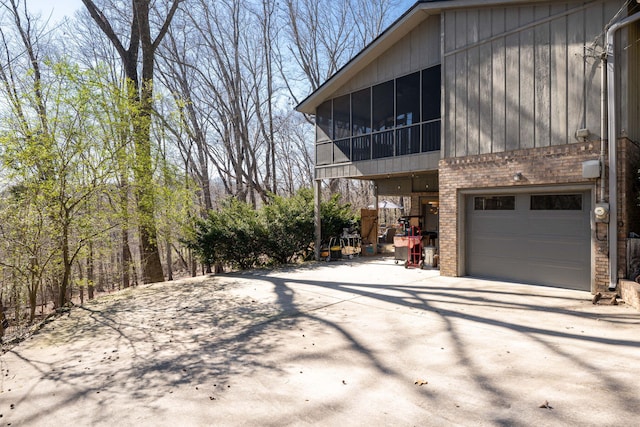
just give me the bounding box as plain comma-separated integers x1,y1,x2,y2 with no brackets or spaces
320,193,358,243
261,189,315,264
187,188,358,269
187,207,227,268
216,198,267,270
188,198,266,270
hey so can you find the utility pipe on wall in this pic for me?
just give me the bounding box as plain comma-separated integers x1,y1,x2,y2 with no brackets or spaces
600,52,607,204
606,11,640,291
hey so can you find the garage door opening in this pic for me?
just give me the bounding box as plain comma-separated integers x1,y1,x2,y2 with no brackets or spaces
465,191,591,291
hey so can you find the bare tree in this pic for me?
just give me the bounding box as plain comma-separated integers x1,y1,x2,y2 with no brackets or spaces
280,0,401,195
273,112,313,194
161,0,271,206
253,0,278,194
281,0,403,103
156,14,214,212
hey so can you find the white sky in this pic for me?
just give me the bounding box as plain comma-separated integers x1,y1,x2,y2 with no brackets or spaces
28,0,84,22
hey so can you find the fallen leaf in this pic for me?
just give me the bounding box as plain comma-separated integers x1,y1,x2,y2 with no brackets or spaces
538,400,552,409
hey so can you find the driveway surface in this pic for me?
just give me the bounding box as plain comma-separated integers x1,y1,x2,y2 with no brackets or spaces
1,256,639,426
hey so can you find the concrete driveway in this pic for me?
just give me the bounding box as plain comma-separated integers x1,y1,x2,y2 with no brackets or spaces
1,256,639,426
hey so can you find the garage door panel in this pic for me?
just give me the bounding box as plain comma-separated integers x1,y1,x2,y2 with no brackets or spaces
526,217,587,237
526,261,588,288
466,191,591,291
468,255,529,282
470,216,521,235
469,236,521,253
526,238,588,262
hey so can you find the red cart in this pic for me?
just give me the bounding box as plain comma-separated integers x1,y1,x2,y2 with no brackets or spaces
404,226,423,269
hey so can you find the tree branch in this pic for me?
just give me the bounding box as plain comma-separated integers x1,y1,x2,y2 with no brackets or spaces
152,0,184,52
80,0,128,61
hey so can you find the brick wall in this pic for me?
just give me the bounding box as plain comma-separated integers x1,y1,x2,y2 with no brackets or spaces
438,141,614,292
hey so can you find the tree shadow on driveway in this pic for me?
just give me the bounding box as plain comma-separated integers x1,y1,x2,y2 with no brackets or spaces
226,260,640,425
3,260,640,426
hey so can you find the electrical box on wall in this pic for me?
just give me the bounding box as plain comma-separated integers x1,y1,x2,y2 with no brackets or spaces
582,159,600,178
594,203,610,223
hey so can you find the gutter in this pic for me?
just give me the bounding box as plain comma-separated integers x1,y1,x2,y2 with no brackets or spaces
606,10,640,291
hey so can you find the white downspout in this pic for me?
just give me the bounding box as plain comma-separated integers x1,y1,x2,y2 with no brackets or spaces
606,11,640,291
600,53,607,204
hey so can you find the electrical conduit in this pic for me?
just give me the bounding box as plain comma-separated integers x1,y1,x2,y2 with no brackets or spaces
607,10,640,291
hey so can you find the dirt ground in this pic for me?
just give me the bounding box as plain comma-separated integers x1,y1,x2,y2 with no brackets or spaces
1,257,639,426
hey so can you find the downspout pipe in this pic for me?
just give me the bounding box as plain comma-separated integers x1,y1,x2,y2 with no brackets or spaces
606,11,640,291
600,52,607,204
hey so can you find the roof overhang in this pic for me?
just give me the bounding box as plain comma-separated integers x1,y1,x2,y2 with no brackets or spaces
295,0,573,115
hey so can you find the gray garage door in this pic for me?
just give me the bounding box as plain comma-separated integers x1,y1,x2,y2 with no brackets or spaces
466,191,591,291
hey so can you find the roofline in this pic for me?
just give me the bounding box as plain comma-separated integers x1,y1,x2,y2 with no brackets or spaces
295,0,580,114
295,1,437,114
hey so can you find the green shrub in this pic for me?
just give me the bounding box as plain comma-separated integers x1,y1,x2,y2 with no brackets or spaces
261,189,315,264
216,198,267,269
187,188,358,269
320,193,358,243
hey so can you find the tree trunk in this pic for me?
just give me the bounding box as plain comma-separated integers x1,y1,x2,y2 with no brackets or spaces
189,249,197,277
28,257,37,323
59,222,70,308
28,287,36,323
121,181,132,288
82,0,182,285
0,303,6,341
166,238,173,281
131,72,164,284
88,243,95,300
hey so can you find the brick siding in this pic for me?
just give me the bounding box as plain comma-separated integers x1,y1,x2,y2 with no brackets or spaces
437,140,638,293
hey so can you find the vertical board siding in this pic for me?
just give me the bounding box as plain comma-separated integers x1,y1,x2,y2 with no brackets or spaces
566,8,585,143
492,10,507,154
466,9,480,154
550,15,568,146
468,9,479,45
468,45,481,155
534,17,551,147
444,11,457,53
338,17,441,96
445,55,456,158
455,52,469,157
443,1,619,158
467,9,481,156
479,43,493,153
584,2,604,142
455,11,468,49
492,37,507,153
411,24,424,71
479,9,493,38
379,43,400,81
505,33,520,151
505,8,521,151
519,12,535,149
454,13,467,156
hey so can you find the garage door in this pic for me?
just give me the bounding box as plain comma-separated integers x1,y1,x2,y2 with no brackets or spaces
466,191,591,290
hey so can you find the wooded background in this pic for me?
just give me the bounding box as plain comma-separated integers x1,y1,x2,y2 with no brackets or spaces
0,0,410,336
